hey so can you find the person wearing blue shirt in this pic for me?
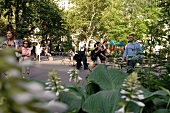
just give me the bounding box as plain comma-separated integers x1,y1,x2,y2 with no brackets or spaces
121,34,143,73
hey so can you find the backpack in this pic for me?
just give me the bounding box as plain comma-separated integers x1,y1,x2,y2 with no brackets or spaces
91,49,97,61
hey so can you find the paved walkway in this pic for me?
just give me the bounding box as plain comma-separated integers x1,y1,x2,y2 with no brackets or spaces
29,57,91,87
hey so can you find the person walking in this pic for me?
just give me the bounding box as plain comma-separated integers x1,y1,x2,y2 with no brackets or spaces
121,34,143,74
35,42,42,62
31,42,36,60
68,49,76,66
100,41,107,63
89,42,106,71
77,38,88,70
19,40,31,77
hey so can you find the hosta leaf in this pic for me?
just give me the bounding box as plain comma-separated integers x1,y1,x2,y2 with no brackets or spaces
64,84,86,99
85,82,100,96
153,109,170,113
82,90,122,113
108,68,129,89
59,91,83,113
143,90,168,103
88,64,129,90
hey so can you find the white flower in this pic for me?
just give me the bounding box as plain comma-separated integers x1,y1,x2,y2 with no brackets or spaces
137,95,145,100
60,86,64,89
18,82,44,93
125,98,130,102
122,84,128,87
63,88,69,92
47,79,51,82
120,89,130,94
127,88,133,91
45,82,50,85
131,100,145,107
45,87,51,90
78,76,82,81
67,71,71,74
169,74,170,76
69,77,72,82
121,96,127,99
56,91,59,96
7,69,21,77
51,87,55,91
69,74,73,77
46,100,67,113
131,95,137,99
56,81,59,84
136,90,143,94
11,92,33,104
115,106,125,113
68,69,73,72
5,56,17,64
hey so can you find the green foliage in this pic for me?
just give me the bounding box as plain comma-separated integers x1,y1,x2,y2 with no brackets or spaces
67,0,161,45
0,0,66,42
59,84,85,113
0,18,7,36
88,65,129,90
58,64,158,113
83,90,123,113
57,64,170,113
0,42,67,113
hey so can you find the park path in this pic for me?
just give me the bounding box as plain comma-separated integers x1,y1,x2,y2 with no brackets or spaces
29,58,91,87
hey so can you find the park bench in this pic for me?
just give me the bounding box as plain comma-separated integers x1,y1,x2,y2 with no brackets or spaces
60,52,73,66
106,56,127,70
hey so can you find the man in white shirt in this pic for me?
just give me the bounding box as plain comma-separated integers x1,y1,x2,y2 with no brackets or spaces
77,38,88,70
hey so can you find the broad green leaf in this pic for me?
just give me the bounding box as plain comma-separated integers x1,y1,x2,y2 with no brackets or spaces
59,91,83,113
143,90,168,103
82,90,122,113
109,68,129,89
88,64,129,90
85,82,100,96
64,84,86,101
153,109,170,113
153,98,168,108
82,90,141,113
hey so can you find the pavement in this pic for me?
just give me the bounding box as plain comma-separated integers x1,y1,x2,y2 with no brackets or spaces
29,56,92,87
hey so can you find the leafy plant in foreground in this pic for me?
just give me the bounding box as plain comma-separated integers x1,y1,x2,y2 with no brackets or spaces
58,64,170,113
0,43,67,113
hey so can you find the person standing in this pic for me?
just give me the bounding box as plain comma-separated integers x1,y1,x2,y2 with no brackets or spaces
77,38,88,70
4,30,21,61
19,40,31,77
121,34,143,73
